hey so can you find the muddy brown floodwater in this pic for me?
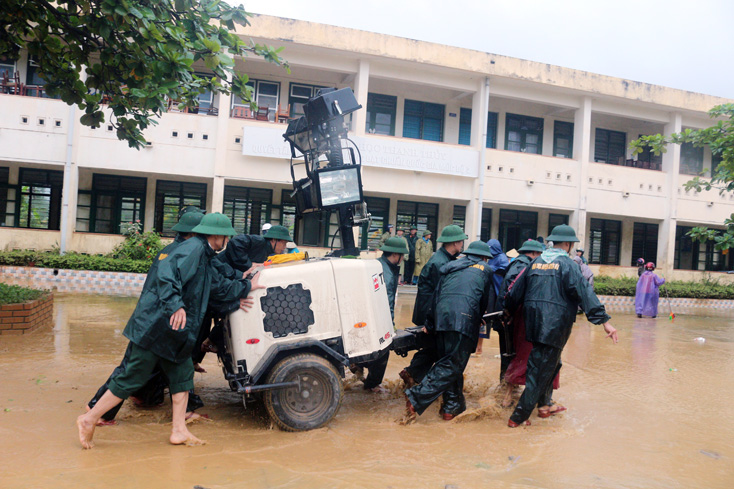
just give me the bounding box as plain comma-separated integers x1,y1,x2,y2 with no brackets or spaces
1,292,733,488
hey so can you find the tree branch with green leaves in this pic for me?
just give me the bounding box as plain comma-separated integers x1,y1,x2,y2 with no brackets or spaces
0,0,289,148
630,103,734,250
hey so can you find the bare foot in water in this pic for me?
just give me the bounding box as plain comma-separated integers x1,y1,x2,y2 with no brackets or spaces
77,415,96,449
170,427,206,446
193,363,207,373
85,405,117,426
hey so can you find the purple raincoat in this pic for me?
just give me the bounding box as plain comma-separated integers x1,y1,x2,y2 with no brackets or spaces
635,271,665,317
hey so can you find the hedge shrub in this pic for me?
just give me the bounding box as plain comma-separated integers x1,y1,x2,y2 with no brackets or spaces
0,250,152,274
594,275,734,299
0,283,46,305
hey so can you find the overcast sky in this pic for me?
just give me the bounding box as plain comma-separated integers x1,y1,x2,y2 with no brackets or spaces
245,0,734,100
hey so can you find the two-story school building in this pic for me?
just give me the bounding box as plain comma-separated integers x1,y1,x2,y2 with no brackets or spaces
1,14,732,279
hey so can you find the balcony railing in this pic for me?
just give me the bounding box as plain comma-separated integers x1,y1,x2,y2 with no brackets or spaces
230,104,293,123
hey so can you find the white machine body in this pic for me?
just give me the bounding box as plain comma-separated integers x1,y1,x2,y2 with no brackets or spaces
225,258,394,378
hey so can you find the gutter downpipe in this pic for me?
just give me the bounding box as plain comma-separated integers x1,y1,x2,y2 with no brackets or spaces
59,103,75,255
475,77,490,240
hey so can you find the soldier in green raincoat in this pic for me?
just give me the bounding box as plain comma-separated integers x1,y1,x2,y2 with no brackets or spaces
353,237,409,392
77,213,263,449
505,225,617,428
400,225,468,387
87,210,206,423
405,241,494,422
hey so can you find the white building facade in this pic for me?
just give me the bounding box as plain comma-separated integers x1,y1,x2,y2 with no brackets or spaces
1,15,732,280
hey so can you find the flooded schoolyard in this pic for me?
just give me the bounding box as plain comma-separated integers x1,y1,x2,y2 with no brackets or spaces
1,292,732,488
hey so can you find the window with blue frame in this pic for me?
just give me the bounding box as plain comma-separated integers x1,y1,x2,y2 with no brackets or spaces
458,109,499,148
366,93,397,136
403,100,444,142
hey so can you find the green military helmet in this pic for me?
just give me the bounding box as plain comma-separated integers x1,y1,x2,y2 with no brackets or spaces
191,212,237,236
171,212,204,233
422,230,433,238
178,205,204,219
437,224,468,243
263,224,293,242
380,237,409,254
518,239,545,253
463,240,494,258
547,224,580,243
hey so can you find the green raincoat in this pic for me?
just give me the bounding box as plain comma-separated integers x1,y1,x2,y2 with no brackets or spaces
123,235,251,363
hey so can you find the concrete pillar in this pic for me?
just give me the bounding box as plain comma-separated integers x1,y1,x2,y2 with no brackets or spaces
658,112,682,277
352,60,369,137
211,81,232,213
466,77,489,241
572,97,592,248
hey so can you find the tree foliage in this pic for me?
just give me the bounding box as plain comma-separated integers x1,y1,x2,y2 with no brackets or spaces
631,103,734,250
0,0,288,148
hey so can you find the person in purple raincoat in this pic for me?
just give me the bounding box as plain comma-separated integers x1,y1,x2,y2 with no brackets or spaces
635,262,665,318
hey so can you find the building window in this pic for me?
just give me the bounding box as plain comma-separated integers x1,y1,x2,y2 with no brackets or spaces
637,134,663,168
289,83,330,118
594,128,626,164
505,114,543,154
631,222,659,266
16,168,64,230
26,56,44,87
588,218,621,265
0,167,10,227
480,208,492,242
674,226,732,271
458,109,499,148
397,200,439,246
358,196,390,250
680,142,704,175
403,100,444,142
232,79,281,118
452,205,466,229
223,186,272,235
154,181,207,237
0,57,15,80
458,108,472,146
553,121,574,158
498,209,538,252
548,213,569,236
76,174,147,234
366,93,397,136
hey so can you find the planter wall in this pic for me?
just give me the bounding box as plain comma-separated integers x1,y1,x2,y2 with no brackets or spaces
0,293,53,335
0,266,146,296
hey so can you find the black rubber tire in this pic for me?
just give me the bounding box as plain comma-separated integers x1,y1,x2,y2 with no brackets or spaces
263,353,343,432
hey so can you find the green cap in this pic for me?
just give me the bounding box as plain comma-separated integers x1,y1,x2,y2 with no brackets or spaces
518,239,545,253
463,241,494,258
380,237,409,254
547,224,579,243
178,205,203,219
422,230,433,238
172,212,204,233
437,224,468,243
263,224,293,242
191,212,237,236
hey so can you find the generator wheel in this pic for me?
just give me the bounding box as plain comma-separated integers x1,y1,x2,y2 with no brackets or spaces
264,353,343,432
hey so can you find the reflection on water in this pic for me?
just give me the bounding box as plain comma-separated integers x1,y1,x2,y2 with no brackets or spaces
0,293,733,488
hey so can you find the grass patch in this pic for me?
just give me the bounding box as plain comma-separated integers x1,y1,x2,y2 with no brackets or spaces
594,275,734,299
